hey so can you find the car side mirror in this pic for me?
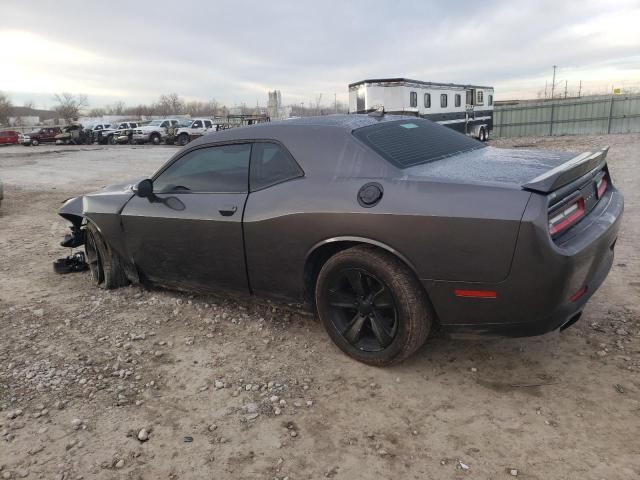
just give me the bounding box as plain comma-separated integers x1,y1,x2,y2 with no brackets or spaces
135,179,154,198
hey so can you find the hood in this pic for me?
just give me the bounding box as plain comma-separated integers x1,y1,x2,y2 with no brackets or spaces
58,179,144,226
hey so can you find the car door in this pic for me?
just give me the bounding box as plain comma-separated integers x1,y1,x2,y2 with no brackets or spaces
191,120,203,135
44,128,55,142
120,143,252,293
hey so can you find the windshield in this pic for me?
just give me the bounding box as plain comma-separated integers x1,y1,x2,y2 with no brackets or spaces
352,118,485,168
148,120,163,126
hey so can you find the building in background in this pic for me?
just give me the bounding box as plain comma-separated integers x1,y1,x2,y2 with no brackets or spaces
267,90,289,120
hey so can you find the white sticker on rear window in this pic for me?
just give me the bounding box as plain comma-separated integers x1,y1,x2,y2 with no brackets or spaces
400,123,419,129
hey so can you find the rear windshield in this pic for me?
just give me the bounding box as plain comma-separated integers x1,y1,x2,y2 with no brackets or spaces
352,118,485,168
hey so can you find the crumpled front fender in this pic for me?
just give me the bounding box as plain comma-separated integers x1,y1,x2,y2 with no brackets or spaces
59,196,85,226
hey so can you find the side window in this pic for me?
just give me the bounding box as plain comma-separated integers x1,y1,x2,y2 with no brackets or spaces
250,142,303,191
488,94,493,106
192,120,203,128
424,93,431,108
477,90,484,105
171,120,179,126
95,125,102,131
204,120,212,128
440,94,448,108
409,91,417,108
153,144,251,193
455,94,461,107
160,121,169,128
131,123,137,128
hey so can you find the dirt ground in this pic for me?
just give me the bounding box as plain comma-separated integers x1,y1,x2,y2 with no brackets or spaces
0,135,638,480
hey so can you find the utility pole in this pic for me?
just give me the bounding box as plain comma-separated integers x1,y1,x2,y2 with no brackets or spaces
564,80,568,99
544,81,548,99
578,80,582,98
551,65,557,99
334,92,337,114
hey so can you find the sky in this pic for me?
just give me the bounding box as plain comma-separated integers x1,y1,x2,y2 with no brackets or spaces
1,0,639,110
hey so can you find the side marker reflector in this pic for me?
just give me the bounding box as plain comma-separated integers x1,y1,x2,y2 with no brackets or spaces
454,289,497,299
569,285,588,302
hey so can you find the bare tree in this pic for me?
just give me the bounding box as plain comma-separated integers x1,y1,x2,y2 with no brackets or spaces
111,96,231,119
53,93,89,123
23,99,35,110
106,101,125,115
157,93,184,115
88,107,106,117
184,100,206,116
0,91,12,126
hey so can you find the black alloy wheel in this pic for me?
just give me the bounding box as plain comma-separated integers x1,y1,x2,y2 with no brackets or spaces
316,245,432,366
325,268,398,352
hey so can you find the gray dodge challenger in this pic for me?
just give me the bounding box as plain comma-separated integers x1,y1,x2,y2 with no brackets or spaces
58,115,624,365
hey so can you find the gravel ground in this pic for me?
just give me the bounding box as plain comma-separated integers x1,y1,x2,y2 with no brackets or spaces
0,136,639,479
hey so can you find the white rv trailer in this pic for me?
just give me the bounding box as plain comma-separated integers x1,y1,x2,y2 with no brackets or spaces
348,78,494,141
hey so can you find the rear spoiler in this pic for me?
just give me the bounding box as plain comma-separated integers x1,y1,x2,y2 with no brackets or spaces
523,146,609,194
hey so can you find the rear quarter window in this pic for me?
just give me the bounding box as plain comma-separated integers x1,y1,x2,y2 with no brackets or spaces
352,119,484,168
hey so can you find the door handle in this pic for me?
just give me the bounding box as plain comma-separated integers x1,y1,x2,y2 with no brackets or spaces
219,205,238,217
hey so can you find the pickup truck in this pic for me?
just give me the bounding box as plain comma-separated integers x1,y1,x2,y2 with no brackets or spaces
166,118,217,146
96,122,139,145
21,127,63,146
83,123,112,144
132,119,181,145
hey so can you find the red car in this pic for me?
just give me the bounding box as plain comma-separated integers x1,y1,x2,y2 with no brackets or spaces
22,127,62,146
0,130,20,145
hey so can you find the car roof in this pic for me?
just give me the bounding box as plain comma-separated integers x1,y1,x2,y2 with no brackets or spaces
190,114,419,144
183,114,418,178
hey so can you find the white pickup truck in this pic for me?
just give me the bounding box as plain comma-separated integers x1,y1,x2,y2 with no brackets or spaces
132,119,181,145
167,118,219,146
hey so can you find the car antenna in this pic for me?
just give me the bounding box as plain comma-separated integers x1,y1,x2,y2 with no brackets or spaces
368,106,385,118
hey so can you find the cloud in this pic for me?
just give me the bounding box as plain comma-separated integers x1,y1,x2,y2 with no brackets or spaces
1,0,639,108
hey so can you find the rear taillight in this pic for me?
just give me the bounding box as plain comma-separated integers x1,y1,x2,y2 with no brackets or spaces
549,195,585,237
596,175,608,199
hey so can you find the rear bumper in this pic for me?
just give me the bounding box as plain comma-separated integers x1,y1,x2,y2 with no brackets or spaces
427,188,623,337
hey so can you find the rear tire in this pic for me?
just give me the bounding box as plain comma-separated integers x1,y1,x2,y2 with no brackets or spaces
85,222,129,290
315,245,432,366
150,133,161,145
479,127,487,142
108,135,116,145
31,138,39,146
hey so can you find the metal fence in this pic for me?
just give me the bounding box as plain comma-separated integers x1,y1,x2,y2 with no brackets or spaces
493,94,640,138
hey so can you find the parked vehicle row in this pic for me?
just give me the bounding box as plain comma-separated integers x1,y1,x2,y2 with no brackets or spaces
9,114,271,148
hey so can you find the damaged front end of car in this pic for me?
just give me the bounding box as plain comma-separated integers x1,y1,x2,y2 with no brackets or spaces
55,182,143,284
59,196,86,247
